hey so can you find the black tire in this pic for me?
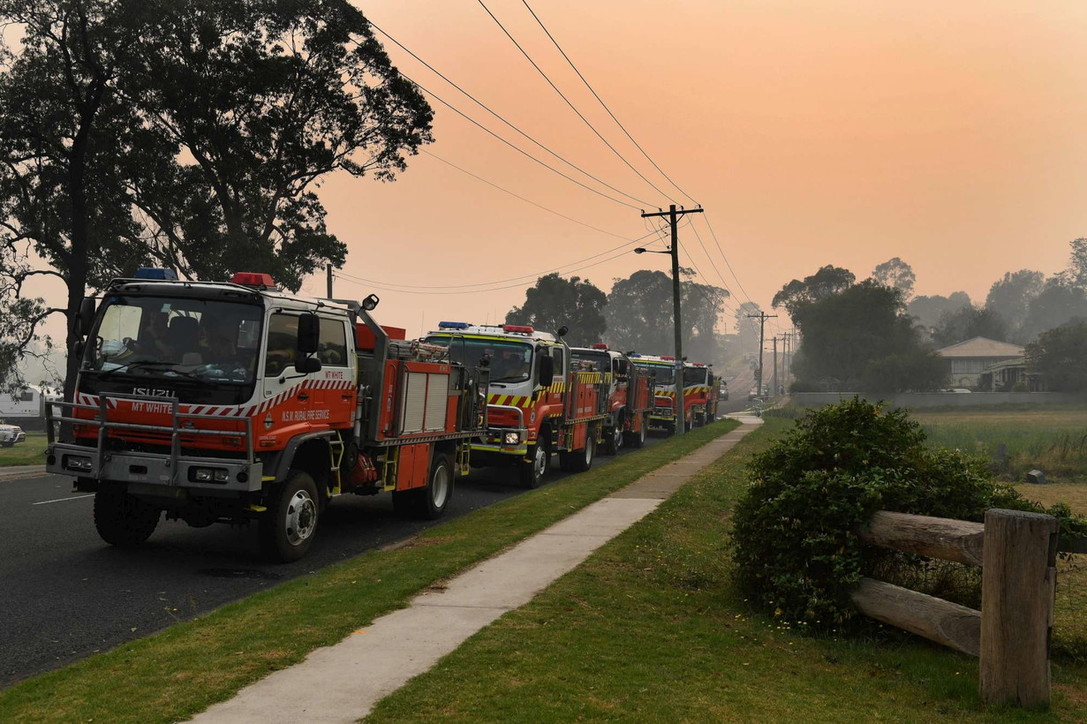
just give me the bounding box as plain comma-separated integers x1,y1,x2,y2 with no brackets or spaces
624,417,648,449
394,452,453,519
260,471,320,563
600,423,623,456
1,441,13,448
568,434,595,473
94,486,160,547
519,440,550,489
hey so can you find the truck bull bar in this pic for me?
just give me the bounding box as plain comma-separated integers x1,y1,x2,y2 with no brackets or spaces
473,403,528,455
45,394,263,493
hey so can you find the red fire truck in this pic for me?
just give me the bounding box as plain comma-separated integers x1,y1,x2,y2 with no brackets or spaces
628,355,720,432
46,270,486,561
629,354,681,434
570,344,654,452
682,362,720,427
423,323,608,488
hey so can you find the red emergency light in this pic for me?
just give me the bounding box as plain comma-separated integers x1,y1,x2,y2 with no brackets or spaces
503,324,534,334
661,355,675,360
591,343,609,350
231,272,277,289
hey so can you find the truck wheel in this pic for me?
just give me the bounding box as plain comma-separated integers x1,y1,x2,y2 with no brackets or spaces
568,435,595,473
260,471,319,563
601,425,623,456
94,486,160,547
624,418,648,449
519,441,549,489
394,453,453,519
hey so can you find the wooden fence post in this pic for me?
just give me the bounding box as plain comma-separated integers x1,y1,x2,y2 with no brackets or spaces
979,508,1059,708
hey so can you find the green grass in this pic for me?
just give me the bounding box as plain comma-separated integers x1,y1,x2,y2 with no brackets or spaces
366,418,1087,723
0,420,739,724
914,407,1087,483
0,431,47,467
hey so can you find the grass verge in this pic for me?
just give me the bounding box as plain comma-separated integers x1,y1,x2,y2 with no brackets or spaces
0,432,46,467
0,420,739,723
366,418,1087,723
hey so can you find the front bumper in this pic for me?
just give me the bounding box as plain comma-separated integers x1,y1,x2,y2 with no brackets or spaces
47,443,263,494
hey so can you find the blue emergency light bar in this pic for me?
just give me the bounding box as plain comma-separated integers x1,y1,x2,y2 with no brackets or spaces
438,321,470,329
134,267,178,280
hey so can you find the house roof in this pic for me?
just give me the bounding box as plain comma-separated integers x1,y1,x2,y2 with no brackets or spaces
936,337,1025,359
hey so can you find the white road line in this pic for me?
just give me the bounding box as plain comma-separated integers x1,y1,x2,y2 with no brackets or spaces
34,494,95,505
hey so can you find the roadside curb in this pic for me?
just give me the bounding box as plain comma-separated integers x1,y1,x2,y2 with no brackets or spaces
190,417,761,723
0,465,47,481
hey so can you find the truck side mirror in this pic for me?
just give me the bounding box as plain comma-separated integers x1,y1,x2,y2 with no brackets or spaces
76,297,96,337
537,355,554,383
295,356,322,374
297,313,320,354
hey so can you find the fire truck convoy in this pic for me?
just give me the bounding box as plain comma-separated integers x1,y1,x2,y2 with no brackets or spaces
570,344,655,452
423,323,609,489
45,270,488,561
629,355,719,433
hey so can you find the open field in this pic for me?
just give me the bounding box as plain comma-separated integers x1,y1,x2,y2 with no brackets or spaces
367,418,1087,723
911,406,1087,484
0,432,46,467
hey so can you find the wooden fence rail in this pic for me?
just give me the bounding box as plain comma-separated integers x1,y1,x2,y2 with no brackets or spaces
854,508,1059,708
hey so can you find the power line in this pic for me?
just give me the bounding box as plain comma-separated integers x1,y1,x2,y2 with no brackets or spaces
519,0,698,205
334,245,641,296
406,75,642,210
476,0,673,204
368,22,655,209
334,229,661,293
422,150,630,240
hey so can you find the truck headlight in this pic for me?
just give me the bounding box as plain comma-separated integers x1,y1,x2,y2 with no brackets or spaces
504,431,521,445
64,455,93,472
191,467,230,483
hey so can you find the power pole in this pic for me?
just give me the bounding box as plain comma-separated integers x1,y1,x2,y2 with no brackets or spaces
640,204,704,434
326,264,334,298
772,336,779,397
746,311,776,397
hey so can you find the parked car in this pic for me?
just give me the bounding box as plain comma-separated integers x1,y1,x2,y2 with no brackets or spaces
0,423,27,447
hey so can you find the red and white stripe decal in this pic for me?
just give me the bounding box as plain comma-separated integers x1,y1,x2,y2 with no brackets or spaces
77,379,356,418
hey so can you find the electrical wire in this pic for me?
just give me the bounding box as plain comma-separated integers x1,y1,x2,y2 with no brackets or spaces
519,0,698,206
333,229,662,292
369,22,656,209
476,0,673,204
423,150,629,240
334,246,640,296
406,75,642,210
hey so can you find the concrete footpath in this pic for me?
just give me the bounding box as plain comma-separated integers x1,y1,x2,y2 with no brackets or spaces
191,415,763,724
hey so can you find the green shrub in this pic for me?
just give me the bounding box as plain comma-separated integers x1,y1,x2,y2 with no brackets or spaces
731,398,1040,630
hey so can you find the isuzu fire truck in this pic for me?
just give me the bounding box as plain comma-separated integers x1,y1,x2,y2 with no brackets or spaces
628,355,719,433
46,270,487,561
423,322,608,488
570,344,654,452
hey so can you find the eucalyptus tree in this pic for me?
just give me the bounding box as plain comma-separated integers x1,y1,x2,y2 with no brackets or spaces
0,0,433,391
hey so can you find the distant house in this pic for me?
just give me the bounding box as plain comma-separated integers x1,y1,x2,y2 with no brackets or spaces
935,337,1025,390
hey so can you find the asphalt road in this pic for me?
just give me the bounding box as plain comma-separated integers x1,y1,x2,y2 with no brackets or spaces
0,436,664,688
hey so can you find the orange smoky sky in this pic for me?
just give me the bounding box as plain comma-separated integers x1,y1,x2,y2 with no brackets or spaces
23,0,1087,349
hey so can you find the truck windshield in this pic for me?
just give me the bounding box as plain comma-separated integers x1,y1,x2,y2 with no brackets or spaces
571,350,609,373
85,296,263,385
634,363,675,385
683,367,709,386
426,336,533,383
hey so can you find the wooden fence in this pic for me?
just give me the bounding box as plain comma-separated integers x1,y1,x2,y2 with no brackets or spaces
853,508,1059,708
